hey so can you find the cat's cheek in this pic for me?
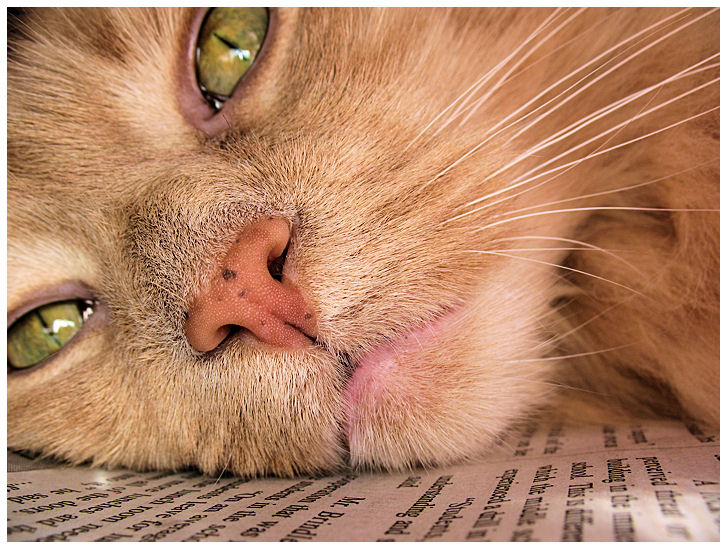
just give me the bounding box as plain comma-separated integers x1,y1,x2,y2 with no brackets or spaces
343,275,558,469
6,334,111,458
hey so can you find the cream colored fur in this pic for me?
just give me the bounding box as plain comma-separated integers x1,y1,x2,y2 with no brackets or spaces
7,8,719,476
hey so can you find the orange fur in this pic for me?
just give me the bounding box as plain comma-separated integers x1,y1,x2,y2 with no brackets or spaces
7,8,718,476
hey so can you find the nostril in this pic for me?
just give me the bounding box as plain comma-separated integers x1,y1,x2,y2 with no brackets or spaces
218,324,241,346
183,217,318,352
267,243,288,282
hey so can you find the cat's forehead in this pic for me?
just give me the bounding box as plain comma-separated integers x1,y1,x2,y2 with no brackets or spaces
7,8,536,141
8,9,519,213
7,8,492,301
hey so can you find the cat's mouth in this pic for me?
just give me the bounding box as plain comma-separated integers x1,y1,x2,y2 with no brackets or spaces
331,306,461,417
313,306,461,391
325,306,464,463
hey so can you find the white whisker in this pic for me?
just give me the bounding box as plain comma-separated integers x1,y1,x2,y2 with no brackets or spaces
419,8,705,191
481,8,694,135
435,9,582,137
486,247,638,270
463,71,718,215
404,8,564,151
476,205,718,233
505,342,637,362
508,57,718,155
496,376,608,396
464,249,646,296
505,8,718,143
429,61,717,201
449,8,587,131
497,158,719,217
488,247,626,252
501,9,629,85
490,235,644,274
536,297,637,350
457,8,699,132
443,104,719,225
540,296,578,319
455,81,669,218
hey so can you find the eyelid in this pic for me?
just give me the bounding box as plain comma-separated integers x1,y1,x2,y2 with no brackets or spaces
7,286,107,376
177,6,281,136
7,280,98,327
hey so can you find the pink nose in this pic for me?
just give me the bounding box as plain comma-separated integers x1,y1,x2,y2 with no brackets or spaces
184,217,318,352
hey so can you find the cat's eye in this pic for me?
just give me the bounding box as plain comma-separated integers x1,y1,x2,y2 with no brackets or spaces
196,7,269,110
7,300,95,370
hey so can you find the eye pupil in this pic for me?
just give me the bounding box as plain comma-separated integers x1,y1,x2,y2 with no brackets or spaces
196,7,269,109
7,300,94,370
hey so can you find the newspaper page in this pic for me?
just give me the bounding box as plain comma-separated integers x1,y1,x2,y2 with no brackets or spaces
6,419,719,542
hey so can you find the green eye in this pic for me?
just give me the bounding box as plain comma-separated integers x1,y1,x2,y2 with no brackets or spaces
196,7,269,110
7,300,94,370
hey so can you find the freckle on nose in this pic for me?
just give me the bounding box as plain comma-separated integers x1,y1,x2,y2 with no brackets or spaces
183,217,319,352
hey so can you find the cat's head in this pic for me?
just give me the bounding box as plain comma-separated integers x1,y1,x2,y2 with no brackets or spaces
7,8,718,476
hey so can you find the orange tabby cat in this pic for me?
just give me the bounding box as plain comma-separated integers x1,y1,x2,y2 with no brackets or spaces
7,7,718,476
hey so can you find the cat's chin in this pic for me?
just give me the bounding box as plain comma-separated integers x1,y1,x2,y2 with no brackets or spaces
338,264,560,471
340,305,478,470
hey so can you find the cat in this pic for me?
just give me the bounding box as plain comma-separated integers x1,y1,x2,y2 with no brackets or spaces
7,7,719,477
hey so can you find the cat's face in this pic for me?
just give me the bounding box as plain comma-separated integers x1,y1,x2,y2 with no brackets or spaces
8,8,718,476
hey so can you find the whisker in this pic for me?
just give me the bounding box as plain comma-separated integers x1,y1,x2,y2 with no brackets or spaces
454,7,690,130
505,342,637,362
485,247,641,276
144,278,186,303
465,249,646,296
461,68,718,215
443,104,719,225
487,247,628,252
490,235,644,274
497,158,719,217
459,8,703,133
214,453,233,485
500,8,637,86
437,23,601,140
507,57,718,159
539,295,578,319
475,205,719,233
473,8,695,135
429,62,716,201
404,8,564,151
495,375,608,396
505,9,718,144
535,296,637,350
476,97,705,217
419,8,708,191
442,8,587,133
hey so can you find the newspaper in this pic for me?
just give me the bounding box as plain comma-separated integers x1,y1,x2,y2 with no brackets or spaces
6,419,719,542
